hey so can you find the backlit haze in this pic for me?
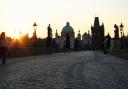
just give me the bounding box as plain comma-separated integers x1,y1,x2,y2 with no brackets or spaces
0,0,128,38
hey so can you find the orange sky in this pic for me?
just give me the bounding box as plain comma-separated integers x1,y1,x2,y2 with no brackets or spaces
0,0,128,38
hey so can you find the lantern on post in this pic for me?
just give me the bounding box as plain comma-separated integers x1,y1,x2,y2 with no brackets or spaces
32,22,37,39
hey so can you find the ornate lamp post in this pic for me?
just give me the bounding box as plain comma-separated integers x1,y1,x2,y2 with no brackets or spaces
32,22,37,47
33,22,37,35
33,22,37,39
120,23,124,38
120,23,124,49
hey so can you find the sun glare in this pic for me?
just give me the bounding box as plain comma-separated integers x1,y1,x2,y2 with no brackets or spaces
7,30,21,39
14,32,20,39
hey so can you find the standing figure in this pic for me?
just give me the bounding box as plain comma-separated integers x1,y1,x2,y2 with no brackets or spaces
106,33,111,49
0,32,8,64
114,24,119,39
66,33,70,49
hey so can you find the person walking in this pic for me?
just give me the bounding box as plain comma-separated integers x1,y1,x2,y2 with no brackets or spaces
0,32,8,64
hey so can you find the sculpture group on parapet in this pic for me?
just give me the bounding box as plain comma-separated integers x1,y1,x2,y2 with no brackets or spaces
45,17,128,50
1,17,128,64
1,17,128,53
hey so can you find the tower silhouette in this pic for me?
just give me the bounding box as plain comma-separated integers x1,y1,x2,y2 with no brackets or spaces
55,29,59,38
91,17,104,49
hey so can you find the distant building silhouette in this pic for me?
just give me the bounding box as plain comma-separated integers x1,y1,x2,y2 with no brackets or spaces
55,29,59,38
91,17,104,49
77,30,81,40
61,22,75,38
61,22,75,49
74,30,82,50
82,31,92,50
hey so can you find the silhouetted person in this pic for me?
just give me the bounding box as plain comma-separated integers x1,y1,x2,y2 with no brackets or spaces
66,33,70,49
0,32,8,64
74,38,78,50
106,33,111,49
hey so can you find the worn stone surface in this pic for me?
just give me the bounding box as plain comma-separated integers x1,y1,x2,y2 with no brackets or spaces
0,51,128,89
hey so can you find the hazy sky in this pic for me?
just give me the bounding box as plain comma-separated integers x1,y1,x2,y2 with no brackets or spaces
0,0,128,38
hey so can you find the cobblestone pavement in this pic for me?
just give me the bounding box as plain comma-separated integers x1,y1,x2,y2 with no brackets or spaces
0,51,128,89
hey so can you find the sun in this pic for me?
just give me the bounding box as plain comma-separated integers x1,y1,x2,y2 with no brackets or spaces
14,32,20,39
7,30,22,39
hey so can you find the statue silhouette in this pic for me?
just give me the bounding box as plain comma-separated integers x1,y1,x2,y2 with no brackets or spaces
47,24,52,39
114,24,119,39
